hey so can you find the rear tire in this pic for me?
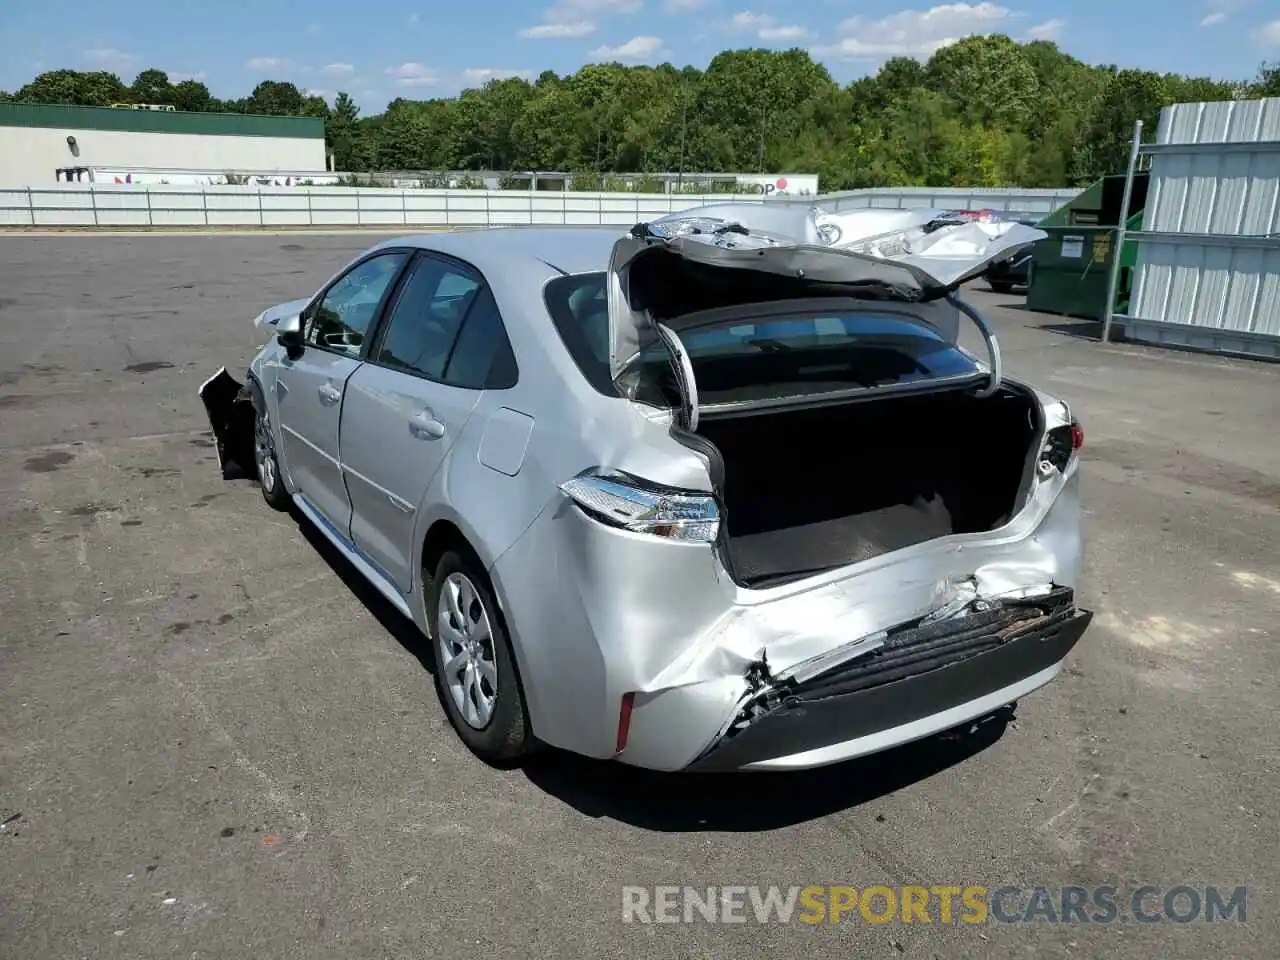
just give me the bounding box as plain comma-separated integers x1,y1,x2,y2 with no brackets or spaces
989,280,1015,294
428,550,532,765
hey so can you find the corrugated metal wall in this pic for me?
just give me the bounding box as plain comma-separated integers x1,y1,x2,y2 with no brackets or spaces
1125,98,1280,359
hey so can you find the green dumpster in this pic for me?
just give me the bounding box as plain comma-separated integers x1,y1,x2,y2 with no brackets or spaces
1026,172,1148,321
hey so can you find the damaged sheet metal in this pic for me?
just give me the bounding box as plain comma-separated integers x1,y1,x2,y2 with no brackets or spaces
627,452,1080,708
606,201,1045,383
694,585,1086,767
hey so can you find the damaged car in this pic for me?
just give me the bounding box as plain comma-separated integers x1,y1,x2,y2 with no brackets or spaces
200,203,1091,772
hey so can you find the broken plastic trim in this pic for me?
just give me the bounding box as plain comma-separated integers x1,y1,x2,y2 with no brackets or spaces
703,586,1079,758
198,367,259,480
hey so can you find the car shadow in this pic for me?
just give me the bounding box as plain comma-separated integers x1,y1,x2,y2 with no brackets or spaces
289,509,1015,831
1031,319,1113,342
522,707,1014,832
293,510,435,677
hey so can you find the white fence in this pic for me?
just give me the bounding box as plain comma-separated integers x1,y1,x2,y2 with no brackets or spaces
0,184,764,229
0,182,1083,229
801,187,1082,215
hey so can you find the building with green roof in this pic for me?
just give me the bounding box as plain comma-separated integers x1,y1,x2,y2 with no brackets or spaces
0,102,327,185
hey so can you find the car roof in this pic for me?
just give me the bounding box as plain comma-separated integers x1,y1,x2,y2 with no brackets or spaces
375,227,619,278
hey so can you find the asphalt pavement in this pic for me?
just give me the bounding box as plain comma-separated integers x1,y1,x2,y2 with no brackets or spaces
1,232,1277,959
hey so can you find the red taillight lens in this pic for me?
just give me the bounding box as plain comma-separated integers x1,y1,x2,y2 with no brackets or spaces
615,692,636,754
1070,422,1084,451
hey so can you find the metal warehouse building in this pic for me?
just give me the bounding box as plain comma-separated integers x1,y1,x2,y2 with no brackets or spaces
0,103,327,185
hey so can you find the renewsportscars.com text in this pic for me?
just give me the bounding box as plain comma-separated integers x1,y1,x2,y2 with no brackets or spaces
621,885,1248,925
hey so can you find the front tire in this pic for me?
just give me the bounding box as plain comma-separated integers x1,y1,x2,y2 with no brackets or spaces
429,550,532,765
253,401,291,511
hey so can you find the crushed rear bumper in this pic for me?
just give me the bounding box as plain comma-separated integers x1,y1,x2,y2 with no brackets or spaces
685,586,1090,771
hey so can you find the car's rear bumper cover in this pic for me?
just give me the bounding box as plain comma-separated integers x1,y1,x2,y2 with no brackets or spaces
684,593,1091,771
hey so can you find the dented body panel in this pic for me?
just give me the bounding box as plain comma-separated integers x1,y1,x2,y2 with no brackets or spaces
200,218,1089,773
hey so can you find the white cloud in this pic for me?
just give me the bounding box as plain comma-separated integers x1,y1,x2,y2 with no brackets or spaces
520,21,597,37
305,88,337,101
590,34,667,61
167,70,209,83
727,11,812,42
664,0,708,9
409,13,420,24
1199,0,1243,28
812,2,1014,60
1026,17,1065,40
1258,19,1280,45
461,67,534,85
385,62,439,87
520,0,640,39
322,62,355,75
83,47,139,71
245,56,291,72
305,22,321,34
760,24,810,41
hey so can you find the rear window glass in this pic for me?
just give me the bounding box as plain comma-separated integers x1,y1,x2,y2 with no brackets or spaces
544,272,981,403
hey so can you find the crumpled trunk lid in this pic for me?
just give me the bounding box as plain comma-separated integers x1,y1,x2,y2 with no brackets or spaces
605,203,1046,384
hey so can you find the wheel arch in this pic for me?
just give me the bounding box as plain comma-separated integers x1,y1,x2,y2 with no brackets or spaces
419,516,540,742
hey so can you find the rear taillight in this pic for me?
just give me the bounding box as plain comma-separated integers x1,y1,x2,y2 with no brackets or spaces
559,472,720,543
1041,419,1082,475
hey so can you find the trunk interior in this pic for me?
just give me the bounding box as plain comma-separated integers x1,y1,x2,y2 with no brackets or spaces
696,387,1041,586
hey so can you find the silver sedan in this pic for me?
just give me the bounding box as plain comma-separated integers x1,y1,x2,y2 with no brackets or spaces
200,206,1092,772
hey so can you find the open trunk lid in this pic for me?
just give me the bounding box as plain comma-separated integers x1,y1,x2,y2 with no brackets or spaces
606,203,1046,427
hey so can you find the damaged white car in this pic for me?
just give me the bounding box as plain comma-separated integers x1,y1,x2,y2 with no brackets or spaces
200,203,1091,772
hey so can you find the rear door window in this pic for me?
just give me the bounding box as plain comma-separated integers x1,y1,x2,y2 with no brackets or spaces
373,255,481,381
371,253,517,389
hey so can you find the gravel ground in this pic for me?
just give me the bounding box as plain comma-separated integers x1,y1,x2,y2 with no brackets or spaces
1,232,1277,959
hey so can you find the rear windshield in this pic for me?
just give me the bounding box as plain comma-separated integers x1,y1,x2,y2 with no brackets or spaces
544,272,981,404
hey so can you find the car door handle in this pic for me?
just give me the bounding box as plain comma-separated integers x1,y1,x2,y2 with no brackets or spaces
317,383,342,406
409,410,446,440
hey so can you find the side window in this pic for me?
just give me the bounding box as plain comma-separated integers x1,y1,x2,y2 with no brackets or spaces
306,252,407,356
443,285,517,389
374,257,480,381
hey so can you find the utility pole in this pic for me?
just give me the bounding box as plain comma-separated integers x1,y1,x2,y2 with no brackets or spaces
677,85,688,191
757,104,766,173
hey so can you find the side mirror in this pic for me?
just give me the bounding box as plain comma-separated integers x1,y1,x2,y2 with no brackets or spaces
277,313,304,359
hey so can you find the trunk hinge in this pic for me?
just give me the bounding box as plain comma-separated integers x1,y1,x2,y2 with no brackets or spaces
656,322,700,432
947,293,1003,399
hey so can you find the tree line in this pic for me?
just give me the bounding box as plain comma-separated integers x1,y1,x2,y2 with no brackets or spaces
4,38,1278,190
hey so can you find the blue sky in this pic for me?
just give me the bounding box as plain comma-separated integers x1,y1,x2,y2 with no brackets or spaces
2,0,1277,112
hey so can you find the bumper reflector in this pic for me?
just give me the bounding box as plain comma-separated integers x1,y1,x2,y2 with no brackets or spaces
616,692,636,754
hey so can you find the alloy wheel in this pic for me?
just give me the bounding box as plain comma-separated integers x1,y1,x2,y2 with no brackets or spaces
254,406,277,492
436,572,499,729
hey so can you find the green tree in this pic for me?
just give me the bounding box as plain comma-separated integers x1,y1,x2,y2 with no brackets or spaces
16,69,129,106
3,41,1263,189
1071,69,1169,183
243,80,307,116
130,68,173,105
1252,62,1280,97
925,35,1040,130
171,79,215,112
328,92,367,170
